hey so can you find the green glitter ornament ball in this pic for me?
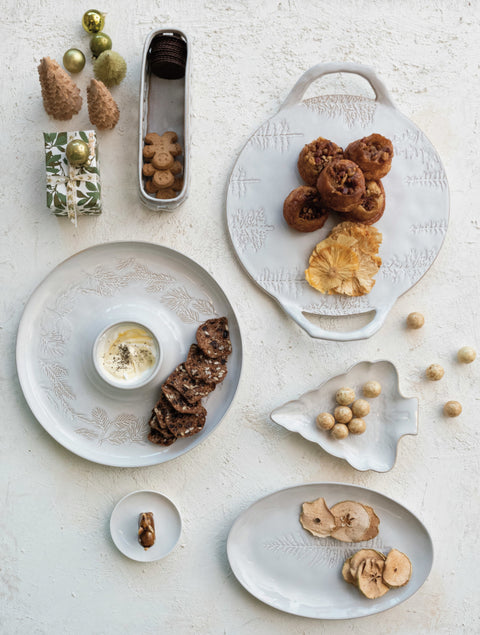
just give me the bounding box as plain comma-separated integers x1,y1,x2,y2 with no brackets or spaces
93,50,127,87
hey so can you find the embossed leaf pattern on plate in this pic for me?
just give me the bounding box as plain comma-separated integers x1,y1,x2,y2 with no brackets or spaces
249,119,303,152
230,208,274,253
303,95,376,128
38,256,218,446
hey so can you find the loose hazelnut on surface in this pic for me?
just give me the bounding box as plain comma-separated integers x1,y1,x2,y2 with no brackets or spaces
334,406,353,424
316,412,335,431
443,401,462,417
457,346,476,364
363,380,381,398
351,399,370,418
331,423,349,439
349,418,366,434
406,312,425,329
425,363,444,381
336,387,356,406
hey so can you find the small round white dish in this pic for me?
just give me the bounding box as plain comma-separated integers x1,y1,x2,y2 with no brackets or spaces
110,490,182,562
93,321,162,390
270,360,417,472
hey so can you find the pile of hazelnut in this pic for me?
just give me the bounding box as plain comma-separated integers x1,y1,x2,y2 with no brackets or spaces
316,381,381,440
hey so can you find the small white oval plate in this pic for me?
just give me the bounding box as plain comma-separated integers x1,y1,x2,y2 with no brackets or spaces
227,482,433,619
110,490,181,562
271,360,417,472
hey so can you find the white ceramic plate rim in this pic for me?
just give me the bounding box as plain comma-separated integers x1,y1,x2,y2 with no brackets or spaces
16,241,243,467
227,481,434,620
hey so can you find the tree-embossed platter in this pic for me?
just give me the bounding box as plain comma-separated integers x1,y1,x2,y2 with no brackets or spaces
226,63,449,340
16,242,242,467
227,483,433,619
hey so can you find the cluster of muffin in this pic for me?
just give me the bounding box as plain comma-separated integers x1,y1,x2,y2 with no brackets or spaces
283,133,393,233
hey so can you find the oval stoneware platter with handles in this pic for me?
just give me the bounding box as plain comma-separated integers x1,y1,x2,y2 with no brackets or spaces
227,482,433,619
226,62,449,341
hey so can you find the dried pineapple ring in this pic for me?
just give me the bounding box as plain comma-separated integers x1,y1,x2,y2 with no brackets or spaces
305,243,359,294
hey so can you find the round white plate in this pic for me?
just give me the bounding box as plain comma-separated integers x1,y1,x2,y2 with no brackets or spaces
16,242,242,467
270,360,418,472
226,62,449,340
227,483,433,619
110,490,181,562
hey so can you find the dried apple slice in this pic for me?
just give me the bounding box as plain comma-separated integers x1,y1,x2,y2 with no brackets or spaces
383,549,412,587
360,504,380,541
348,549,386,580
342,558,356,585
330,501,371,542
299,497,336,537
356,558,390,599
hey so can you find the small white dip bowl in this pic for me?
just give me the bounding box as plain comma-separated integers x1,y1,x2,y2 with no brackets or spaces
93,321,161,390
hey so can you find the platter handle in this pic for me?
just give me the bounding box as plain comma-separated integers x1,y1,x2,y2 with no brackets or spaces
280,62,396,110
279,300,395,342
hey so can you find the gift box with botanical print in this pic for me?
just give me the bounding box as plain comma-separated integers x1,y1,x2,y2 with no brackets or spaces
43,130,102,224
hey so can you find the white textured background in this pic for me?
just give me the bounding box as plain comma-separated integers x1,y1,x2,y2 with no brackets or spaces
1,0,479,633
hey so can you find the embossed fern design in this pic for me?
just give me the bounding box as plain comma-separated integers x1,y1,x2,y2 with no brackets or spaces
380,248,437,284
303,95,376,128
229,166,261,198
230,208,274,253
392,129,442,170
161,287,216,324
264,533,389,568
116,257,175,292
75,407,147,445
404,171,448,189
250,119,303,152
303,294,373,316
256,267,305,298
410,220,448,234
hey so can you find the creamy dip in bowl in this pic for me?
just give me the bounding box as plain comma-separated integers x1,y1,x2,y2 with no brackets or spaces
93,321,161,389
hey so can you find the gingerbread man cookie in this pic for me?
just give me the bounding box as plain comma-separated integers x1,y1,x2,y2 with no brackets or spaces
143,131,182,169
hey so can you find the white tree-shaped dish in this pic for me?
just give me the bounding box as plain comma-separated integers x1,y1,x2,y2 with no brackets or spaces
270,360,418,472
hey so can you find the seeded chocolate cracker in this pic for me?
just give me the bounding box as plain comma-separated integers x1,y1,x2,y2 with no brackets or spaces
185,343,228,384
196,317,232,359
148,427,177,446
162,383,206,414
165,363,215,405
153,393,206,437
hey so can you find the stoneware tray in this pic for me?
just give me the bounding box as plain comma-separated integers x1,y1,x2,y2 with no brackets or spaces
227,483,433,619
16,242,242,467
270,360,418,472
138,28,190,211
226,62,449,340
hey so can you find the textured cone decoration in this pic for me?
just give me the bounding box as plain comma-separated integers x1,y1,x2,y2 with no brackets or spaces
37,57,82,120
87,79,119,130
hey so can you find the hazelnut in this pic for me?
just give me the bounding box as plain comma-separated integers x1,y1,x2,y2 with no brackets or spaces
457,346,476,364
406,312,425,329
331,423,349,439
425,363,444,381
351,399,370,418
363,380,381,398
316,412,335,431
348,418,366,434
334,406,353,424
335,387,356,406
443,401,462,417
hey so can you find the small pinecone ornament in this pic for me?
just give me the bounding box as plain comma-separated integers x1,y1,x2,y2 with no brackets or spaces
37,57,82,120
87,79,119,130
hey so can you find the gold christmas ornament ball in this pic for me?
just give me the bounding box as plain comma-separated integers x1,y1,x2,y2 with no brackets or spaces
348,418,366,435
457,346,476,364
335,387,355,406
331,423,349,440
316,412,335,431
363,380,381,398
425,363,444,381
82,9,105,34
63,48,86,73
90,32,112,57
93,50,127,87
66,139,89,166
406,312,425,329
443,401,462,417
